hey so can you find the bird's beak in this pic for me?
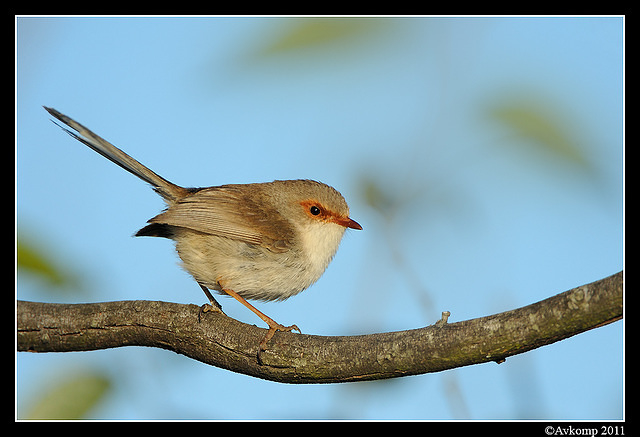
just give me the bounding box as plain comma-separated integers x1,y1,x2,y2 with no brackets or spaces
334,216,363,230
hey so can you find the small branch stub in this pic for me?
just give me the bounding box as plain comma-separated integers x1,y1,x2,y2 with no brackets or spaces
436,311,451,327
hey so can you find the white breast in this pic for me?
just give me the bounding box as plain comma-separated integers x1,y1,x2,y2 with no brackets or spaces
296,220,347,283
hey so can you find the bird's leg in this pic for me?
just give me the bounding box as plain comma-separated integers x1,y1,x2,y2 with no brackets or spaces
218,280,300,351
197,283,225,322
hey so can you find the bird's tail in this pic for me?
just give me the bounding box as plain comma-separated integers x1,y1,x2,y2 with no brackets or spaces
44,106,187,203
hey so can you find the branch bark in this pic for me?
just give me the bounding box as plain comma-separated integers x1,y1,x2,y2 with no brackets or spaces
17,271,623,384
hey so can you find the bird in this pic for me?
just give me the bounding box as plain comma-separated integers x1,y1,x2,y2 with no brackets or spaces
43,107,362,352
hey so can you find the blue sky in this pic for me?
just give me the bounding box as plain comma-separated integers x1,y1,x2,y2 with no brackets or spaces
16,16,623,420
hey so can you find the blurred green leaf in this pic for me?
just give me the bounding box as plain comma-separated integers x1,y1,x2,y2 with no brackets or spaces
356,172,434,224
258,18,389,56
16,231,84,293
489,99,589,169
21,372,112,420
17,237,68,287
360,176,395,215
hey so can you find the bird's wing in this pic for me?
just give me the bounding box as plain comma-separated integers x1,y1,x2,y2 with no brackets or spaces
147,185,294,253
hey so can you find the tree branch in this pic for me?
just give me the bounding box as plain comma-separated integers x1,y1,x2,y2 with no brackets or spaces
17,271,623,384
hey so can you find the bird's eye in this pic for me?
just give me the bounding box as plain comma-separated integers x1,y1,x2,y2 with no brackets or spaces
309,205,321,216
